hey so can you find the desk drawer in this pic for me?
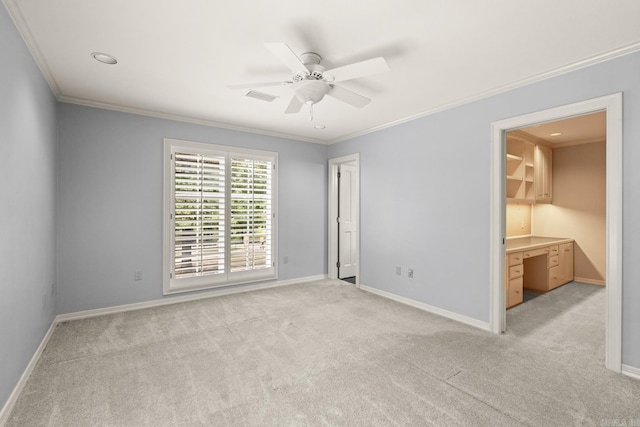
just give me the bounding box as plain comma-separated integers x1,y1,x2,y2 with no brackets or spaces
508,252,523,266
509,264,524,279
523,248,547,259
549,245,559,256
548,255,559,268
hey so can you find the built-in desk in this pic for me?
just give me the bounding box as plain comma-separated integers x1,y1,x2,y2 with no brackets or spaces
505,236,574,309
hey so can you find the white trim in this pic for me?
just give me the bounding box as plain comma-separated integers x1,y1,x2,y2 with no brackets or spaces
327,153,361,286
359,284,491,332
489,93,623,373
574,277,606,286
163,138,278,295
327,42,640,145
58,95,327,145
0,321,57,426
621,364,640,381
5,0,639,146
1,0,62,97
57,274,325,323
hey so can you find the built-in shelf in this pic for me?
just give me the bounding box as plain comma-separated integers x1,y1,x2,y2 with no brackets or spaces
506,136,535,201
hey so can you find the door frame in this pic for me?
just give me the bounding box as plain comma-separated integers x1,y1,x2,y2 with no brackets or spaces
328,153,360,285
489,93,623,373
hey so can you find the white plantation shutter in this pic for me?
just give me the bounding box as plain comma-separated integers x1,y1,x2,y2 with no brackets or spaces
164,139,277,294
173,152,226,279
230,157,273,272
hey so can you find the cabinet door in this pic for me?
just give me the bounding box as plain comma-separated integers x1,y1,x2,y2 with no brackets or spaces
535,145,553,202
508,277,523,308
561,242,574,283
548,265,562,290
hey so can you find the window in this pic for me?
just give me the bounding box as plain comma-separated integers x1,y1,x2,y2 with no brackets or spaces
164,139,277,294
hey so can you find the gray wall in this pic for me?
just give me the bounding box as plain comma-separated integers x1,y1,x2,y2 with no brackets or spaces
0,5,58,410
329,51,640,368
56,104,328,314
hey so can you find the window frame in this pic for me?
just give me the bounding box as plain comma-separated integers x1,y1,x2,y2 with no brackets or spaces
163,138,278,295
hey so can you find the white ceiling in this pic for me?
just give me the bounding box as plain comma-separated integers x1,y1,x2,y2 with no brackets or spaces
5,0,640,144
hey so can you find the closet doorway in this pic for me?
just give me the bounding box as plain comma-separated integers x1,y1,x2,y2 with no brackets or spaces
489,93,622,373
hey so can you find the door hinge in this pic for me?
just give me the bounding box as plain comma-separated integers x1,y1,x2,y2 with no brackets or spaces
337,261,340,268
170,272,173,279
336,217,340,223
337,172,341,178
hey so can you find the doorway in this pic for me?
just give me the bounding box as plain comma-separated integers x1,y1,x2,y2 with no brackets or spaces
328,153,360,285
489,93,622,373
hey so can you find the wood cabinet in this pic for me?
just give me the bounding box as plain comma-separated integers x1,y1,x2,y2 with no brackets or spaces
506,136,535,201
505,239,573,309
549,242,574,289
505,251,524,308
535,145,552,203
507,133,552,203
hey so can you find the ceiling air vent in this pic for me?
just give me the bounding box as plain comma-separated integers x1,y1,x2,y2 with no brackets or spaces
244,90,278,102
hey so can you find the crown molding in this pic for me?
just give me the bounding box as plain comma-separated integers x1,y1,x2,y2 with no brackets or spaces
552,136,606,148
2,0,62,97
328,41,640,144
58,95,327,145
5,0,640,146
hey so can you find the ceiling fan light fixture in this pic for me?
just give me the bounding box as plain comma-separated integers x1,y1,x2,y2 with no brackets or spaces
91,52,117,65
550,132,563,136
294,80,329,104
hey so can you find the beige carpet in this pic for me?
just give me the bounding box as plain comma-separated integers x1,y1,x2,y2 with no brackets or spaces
6,279,640,426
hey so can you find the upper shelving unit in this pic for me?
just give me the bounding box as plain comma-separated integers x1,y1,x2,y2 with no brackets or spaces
506,136,535,201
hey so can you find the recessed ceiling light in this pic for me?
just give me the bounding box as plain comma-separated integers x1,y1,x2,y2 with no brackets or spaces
91,52,117,65
314,125,326,129
549,132,562,137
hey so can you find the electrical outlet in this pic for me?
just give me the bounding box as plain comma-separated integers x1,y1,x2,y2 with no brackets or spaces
408,268,414,279
396,266,401,275
134,270,142,281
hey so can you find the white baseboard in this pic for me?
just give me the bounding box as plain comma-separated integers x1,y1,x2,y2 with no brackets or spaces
359,284,491,332
57,274,327,322
0,320,57,426
0,274,326,425
622,364,640,381
574,277,606,286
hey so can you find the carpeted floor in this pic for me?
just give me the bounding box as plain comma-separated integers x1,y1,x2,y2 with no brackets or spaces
6,280,640,426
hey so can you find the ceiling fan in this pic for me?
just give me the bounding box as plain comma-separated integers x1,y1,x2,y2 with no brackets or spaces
228,43,390,119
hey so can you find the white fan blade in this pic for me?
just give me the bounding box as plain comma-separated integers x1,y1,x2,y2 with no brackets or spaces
324,57,389,83
328,85,371,108
265,43,310,74
228,81,291,90
284,96,304,114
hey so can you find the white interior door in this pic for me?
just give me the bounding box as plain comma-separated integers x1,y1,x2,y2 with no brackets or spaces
338,163,358,279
